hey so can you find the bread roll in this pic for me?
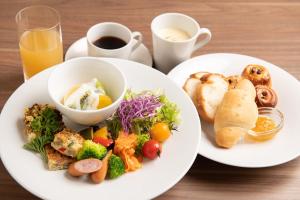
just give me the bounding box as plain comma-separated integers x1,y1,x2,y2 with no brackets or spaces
214,79,258,148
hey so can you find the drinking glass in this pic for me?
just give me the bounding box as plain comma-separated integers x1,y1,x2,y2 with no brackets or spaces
16,5,63,80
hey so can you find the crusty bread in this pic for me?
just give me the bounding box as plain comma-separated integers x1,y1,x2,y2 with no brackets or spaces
183,78,201,105
196,74,228,122
226,75,244,89
214,79,258,148
190,72,210,80
234,78,256,100
183,72,210,105
215,127,246,148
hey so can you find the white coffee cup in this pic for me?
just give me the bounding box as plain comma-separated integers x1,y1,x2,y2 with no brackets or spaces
151,13,212,73
87,22,143,59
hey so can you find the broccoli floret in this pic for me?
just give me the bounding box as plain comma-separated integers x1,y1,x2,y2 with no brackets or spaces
108,154,125,179
77,140,107,160
135,133,150,155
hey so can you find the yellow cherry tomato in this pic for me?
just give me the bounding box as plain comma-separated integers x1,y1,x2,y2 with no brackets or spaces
93,126,108,139
150,122,171,143
97,95,113,109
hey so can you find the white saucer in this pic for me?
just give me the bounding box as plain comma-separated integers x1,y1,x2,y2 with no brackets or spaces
65,37,153,66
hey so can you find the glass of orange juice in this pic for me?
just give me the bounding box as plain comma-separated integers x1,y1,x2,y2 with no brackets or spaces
16,5,63,80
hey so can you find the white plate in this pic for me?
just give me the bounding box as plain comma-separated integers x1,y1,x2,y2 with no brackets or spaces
0,58,200,200
65,37,153,67
168,53,300,168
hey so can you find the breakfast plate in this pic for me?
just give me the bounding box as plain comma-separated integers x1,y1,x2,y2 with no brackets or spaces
65,37,153,66
0,58,200,199
168,53,300,168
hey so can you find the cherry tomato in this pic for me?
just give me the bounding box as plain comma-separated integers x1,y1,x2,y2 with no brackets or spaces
93,137,113,147
150,122,171,143
142,139,161,159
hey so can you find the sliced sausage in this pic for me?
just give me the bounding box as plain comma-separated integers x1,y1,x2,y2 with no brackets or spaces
90,150,112,183
68,158,102,177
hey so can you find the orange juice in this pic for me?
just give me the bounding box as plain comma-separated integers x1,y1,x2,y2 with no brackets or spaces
19,29,63,79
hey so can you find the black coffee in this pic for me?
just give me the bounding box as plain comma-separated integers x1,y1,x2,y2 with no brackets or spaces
93,36,127,49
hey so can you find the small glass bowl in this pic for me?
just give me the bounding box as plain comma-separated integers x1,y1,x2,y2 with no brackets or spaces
246,107,284,142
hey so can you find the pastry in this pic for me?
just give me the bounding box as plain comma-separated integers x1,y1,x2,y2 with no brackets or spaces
255,85,278,107
214,79,258,148
242,64,272,87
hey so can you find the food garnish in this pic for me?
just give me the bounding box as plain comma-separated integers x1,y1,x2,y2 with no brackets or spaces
24,133,54,161
23,104,64,161
107,90,180,138
135,134,150,156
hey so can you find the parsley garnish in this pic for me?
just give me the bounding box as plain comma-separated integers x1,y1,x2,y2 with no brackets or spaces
23,134,54,162
24,106,64,162
30,107,64,135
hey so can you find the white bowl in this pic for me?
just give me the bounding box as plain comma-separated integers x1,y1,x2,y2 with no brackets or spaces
48,57,127,125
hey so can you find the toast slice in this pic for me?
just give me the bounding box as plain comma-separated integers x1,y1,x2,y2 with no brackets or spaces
183,72,210,104
183,78,201,104
196,74,228,122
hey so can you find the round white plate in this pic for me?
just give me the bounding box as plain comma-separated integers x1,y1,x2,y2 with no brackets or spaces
65,37,153,67
0,58,200,200
168,53,300,168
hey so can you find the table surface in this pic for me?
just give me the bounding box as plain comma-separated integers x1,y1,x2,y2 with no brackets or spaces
1,0,300,199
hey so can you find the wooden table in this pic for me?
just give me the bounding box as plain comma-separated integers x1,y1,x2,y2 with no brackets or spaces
1,0,300,199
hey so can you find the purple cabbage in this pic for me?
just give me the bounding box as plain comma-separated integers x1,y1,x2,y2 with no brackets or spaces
116,95,162,133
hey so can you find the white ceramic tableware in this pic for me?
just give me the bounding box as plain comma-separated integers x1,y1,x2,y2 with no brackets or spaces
65,37,153,66
151,13,211,73
168,53,300,168
0,58,201,199
87,22,142,59
48,57,127,125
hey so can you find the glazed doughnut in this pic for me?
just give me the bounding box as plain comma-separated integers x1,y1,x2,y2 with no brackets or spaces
225,75,244,89
255,85,278,107
241,64,272,87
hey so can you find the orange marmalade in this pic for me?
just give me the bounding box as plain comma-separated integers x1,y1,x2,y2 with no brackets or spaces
248,116,277,142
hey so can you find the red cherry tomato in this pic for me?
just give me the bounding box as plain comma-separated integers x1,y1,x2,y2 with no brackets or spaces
92,137,113,147
142,139,161,160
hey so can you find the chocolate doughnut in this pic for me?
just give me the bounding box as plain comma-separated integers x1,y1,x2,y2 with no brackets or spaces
242,64,272,87
255,85,278,107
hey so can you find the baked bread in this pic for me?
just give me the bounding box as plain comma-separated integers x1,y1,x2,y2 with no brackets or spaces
196,74,228,122
190,72,210,80
183,72,211,103
255,85,278,107
226,75,244,89
183,78,201,105
214,79,258,148
242,64,272,87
